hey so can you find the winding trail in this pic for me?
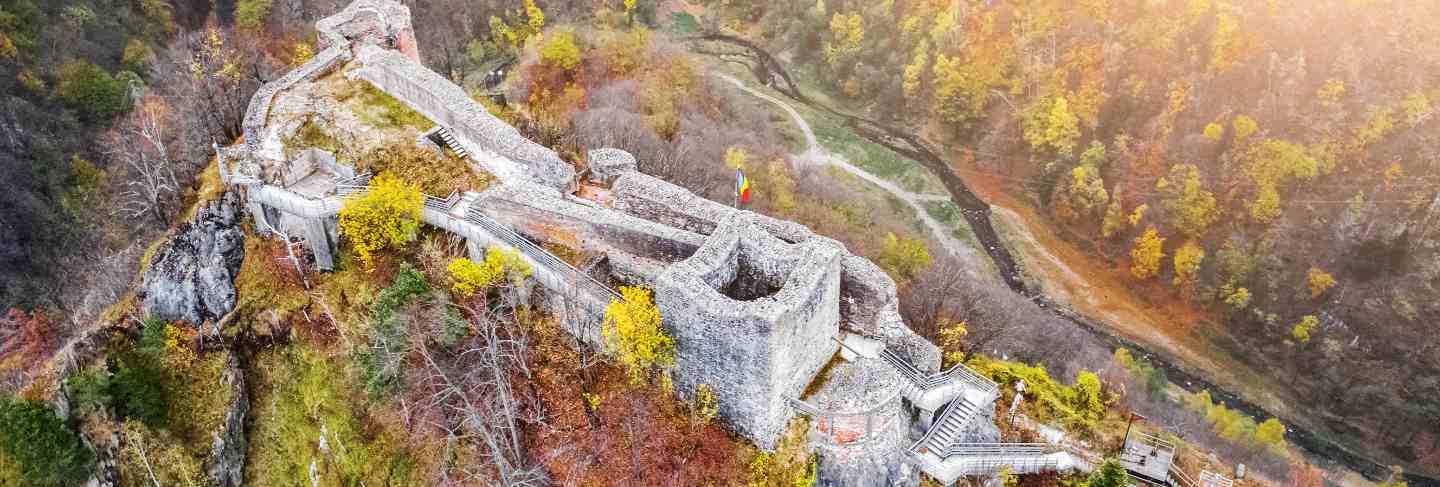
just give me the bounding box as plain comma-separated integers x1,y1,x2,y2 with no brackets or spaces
716,73,981,268
706,65,1432,486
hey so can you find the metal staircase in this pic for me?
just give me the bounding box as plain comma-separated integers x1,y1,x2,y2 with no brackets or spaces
912,396,982,455
880,348,928,395
434,127,470,158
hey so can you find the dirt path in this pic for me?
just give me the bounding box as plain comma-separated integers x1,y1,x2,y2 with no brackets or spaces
716,73,982,269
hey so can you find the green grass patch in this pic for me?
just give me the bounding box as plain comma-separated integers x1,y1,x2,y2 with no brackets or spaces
283,119,345,159
245,343,421,486
341,82,431,131
355,143,492,196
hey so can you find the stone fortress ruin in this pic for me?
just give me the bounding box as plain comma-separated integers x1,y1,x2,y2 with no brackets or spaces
218,1,1091,484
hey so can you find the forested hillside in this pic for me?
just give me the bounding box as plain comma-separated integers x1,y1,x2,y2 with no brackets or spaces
693,0,1440,475
0,0,1433,485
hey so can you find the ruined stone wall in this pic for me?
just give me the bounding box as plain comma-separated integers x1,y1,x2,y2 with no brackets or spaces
314,0,418,62
476,185,704,278
655,214,842,449
351,46,575,191
610,170,941,371
240,46,349,166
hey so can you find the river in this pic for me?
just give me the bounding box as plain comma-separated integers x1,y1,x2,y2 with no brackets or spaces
692,33,1437,487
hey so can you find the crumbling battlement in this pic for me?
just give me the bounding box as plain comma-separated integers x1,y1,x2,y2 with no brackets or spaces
231,0,959,458
655,213,844,449
351,45,575,192
609,169,941,372
240,47,349,168
474,184,706,286
314,0,419,62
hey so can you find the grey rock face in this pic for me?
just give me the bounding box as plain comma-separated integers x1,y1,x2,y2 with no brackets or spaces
141,192,245,326
206,351,249,487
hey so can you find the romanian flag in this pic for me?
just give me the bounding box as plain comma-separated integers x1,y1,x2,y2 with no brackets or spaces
736,169,751,205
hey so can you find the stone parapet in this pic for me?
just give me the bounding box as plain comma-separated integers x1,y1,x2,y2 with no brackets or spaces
351,45,575,191
655,213,843,449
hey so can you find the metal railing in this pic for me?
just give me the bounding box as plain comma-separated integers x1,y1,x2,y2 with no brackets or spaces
1196,470,1232,487
1171,467,1200,487
787,391,904,446
878,349,999,395
941,443,1052,457
880,348,928,387
464,205,623,302
332,171,372,188
334,184,623,304
909,396,981,456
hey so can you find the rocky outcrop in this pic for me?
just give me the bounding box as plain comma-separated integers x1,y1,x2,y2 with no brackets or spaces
206,351,249,487
141,192,245,327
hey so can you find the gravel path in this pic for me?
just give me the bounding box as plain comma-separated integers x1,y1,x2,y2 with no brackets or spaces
716,73,979,265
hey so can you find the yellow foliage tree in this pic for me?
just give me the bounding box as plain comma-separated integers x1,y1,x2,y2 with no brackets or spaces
1067,163,1109,217
876,232,933,282
1221,284,1251,310
447,248,533,297
1292,315,1320,343
824,12,865,68
1172,240,1205,290
540,30,582,71
1233,114,1259,141
338,175,423,268
1157,164,1219,237
603,286,675,384
1256,417,1286,450
1024,96,1081,157
1317,79,1346,104
1130,227,1166,280
1101,196,1127,238
1203,122,1224,141
724,146,749,169
1127,203,1148,227
901,40,931,100
1307,267,1336,298
1073,371,1104,421
1209,10,1251,73
489,0,544,52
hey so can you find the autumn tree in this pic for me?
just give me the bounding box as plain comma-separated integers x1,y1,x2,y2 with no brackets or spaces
1063,142,1110,220
235,0,273,30
1291,315,1319,343
338,175,423,268
1157,164,1218,238
489,0,545,54
823,12,864,71
1203,122,1224,141
1288,462,1325,487
108,95,181,225
1130,227,1166,280
1306,267,1336,298
1245,139,1319,224
1101,196,1127,238
1256,417,1286,451
1172,240,1205,291
1024,96,1081,158
876,232,933,282
603,286,674,384
1073,371,1104,421
540,30,582,71
448,249,532,298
